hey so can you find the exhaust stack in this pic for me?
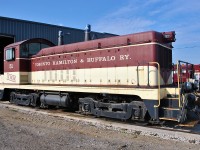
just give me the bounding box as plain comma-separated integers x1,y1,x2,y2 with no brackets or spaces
58,30,64,45
85,24,91,41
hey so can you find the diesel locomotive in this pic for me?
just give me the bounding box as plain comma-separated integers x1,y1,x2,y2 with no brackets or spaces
0,31,199,124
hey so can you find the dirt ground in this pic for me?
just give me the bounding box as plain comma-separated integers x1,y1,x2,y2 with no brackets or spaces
0,107,199,150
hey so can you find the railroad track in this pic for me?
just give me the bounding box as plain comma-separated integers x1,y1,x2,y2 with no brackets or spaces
0,101,200,144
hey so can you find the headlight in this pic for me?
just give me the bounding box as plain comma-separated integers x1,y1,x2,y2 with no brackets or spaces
183,82,192,92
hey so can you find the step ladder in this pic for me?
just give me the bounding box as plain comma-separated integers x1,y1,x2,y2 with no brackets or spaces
159,97,182,122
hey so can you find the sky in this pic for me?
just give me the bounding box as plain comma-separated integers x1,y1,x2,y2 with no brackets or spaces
1,0,200,64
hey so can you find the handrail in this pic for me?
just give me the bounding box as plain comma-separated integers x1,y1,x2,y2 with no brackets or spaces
137,65,139,86
177,61,181,107
149,62,160,108
147,63,150,86
176,60,194,108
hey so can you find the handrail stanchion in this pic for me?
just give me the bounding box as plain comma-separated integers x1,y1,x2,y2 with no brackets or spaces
177,61,181,107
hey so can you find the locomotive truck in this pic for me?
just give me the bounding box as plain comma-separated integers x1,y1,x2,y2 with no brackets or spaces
0,31,199,124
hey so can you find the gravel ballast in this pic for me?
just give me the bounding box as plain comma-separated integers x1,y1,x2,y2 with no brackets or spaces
0,102,200,150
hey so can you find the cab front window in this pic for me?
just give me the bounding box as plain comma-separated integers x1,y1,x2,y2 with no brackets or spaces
5,48,15,61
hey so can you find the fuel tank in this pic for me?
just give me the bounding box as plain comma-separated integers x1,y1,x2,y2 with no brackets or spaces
40,93,70,107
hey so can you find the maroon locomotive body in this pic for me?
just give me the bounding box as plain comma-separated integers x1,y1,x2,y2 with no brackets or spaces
0,30,199,124
29,31,173,87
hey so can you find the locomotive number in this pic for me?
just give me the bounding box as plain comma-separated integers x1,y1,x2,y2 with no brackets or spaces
9,64,14,69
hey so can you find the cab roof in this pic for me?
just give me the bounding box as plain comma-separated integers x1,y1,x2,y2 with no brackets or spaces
5,38,55,49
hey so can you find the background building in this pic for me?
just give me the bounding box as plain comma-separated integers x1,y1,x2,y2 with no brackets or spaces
0,16,116,75
0,16,116,52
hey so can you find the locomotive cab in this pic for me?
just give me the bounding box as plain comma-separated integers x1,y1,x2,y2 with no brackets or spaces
1,38,55,84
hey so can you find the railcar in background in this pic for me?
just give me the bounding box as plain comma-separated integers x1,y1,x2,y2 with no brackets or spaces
0,31,199,124
194,65,200,90
173,63,194,85
173,63,200,91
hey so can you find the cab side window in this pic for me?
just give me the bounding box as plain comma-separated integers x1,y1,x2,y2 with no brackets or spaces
20,43,51,58
5,48,15,61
